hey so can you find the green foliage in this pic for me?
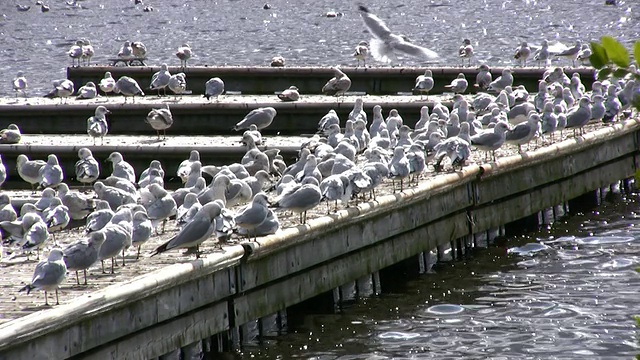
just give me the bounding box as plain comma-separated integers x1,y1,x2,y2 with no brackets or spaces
590,37,640,112
601,36,630,68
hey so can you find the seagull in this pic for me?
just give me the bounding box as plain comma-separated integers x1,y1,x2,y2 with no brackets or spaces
75,147,100,187
113,76,144,103
131,41,147,59
278,85,300,101
513,41,531,67
459,39,473,67
81,39,94,66
413,69,434,99
118,41,135,61
19,248,66,306
98,71,116,95
270,55,285,67
322,67,351,97
87,105,110,145
76,81,97,100
533,39,550,67
45,79,75,104
149,63,171,96
168,72,187,98
475,64,492,90
353,40,369,67
145,103,173,140
233,107,277,131
0,124,22,144
67,40,84,67
176,43,192,68
358,5,438,64
555,40,582,67
12,71,28,98
444,73,468,94
204,77,225,101
151,202,222,258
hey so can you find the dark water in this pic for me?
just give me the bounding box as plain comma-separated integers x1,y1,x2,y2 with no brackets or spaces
231,187,640,359
1,0,639,97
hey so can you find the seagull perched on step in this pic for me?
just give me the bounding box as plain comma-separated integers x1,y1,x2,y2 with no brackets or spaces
322,67,351,97
358,5,438,64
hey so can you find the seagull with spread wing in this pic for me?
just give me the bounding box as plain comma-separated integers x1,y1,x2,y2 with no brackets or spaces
358,5,439,64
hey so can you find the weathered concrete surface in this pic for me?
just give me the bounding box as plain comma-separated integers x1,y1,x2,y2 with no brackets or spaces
0,119,637,359
67,65,596,96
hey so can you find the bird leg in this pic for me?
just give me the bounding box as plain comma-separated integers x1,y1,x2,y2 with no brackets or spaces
44,290,49,306
111,257,115,273
101,259,105,273
55,289,60,305
75,270,81,285
83,269,88,285
136,244,142,260
122,248,126,266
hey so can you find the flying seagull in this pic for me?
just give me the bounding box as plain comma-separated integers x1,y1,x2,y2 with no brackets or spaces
358,5,439,64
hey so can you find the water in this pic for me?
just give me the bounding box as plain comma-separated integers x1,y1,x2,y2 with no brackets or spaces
1,0,639,97
1,0,639,357
231,188,640,359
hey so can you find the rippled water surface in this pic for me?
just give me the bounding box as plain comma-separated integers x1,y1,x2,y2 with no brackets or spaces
232,190,640,359
0,0,639,96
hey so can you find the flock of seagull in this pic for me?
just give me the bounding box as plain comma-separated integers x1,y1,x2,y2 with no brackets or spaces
2,4,639,307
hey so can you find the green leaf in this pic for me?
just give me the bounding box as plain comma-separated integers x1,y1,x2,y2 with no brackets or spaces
613,68,629,79
601,36,630,68
634,41,640,66
597,67,613,80
589,42,608,69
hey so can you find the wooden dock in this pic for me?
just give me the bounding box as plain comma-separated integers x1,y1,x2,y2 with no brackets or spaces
67,65,597,96
0,118,637,359
0,94,448,136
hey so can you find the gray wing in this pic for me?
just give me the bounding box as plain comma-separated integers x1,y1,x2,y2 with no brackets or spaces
167,217,213,250
31,261,65,289
359,6,393,40
391,38,439,60
505,123,531,141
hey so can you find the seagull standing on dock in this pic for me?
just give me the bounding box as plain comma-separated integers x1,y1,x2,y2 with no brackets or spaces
168,72,188,98
555,40,582,67
113,76,144,103
12,71,28,98
233,107,277,131
98,71,116,95
176,43,192,68
131,41,147,59
413,69,434,99
459,39,473,67
117,41,135,61
278,85,300,101
151,202,222,258
145,103,174,140
63,232,105,285
204,77,225,101
76,81,97,100
75,147,100,186
513,41,531,67
45,79,75,104
87,105,110,145
19,248,66,306
533,39,550,67
0,124,22,144
358,5,438,64
353,40,369,67
67,39,84,67
322,67,351,97
150,63,171,96
475,64,492,90
444,73,468,94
